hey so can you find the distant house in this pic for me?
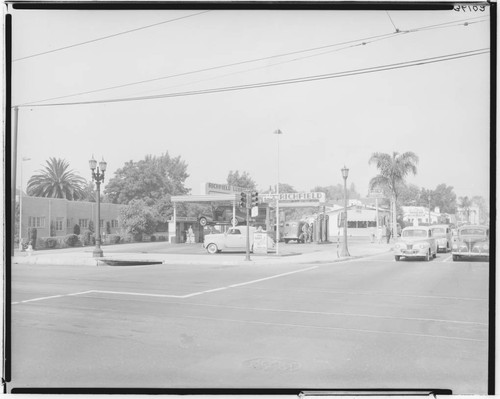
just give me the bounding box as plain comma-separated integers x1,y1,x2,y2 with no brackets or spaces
19,196,124,240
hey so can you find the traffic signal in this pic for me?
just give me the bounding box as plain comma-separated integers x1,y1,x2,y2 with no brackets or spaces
251,191,259,207
239,192,247,208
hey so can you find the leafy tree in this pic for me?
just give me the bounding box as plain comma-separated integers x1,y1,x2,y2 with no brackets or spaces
27,157,86,200
226,171,256,190
278,183,296,193
119,199,157,240
431,184,457,214
397,184,421,207
369,151,419,238
105,152,190,205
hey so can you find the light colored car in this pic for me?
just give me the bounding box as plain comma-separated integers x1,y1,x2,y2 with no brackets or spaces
451,225,489,261
394,226,437,262
203,226,275,254
430,224,452,253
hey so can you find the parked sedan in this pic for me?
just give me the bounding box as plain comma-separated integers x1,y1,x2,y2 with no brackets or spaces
430,224,452,252
394,226,437,261
203,226,275,254
451,225,489,261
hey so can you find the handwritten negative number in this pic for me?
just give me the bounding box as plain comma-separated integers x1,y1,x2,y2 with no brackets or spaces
454,5,486,11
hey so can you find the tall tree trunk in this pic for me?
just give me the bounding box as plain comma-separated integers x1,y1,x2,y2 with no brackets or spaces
392,196,397,242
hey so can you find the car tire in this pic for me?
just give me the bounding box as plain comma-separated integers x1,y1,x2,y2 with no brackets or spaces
206,243,218,254
433,251,437,259
284,239,289,244
425,250,430,262
199,217,207,227
452,255,459,262
395,255,400,261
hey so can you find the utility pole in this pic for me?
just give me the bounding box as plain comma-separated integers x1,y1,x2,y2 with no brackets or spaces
245,192,251,261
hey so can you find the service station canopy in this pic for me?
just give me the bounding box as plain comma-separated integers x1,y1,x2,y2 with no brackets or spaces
171,190,326,208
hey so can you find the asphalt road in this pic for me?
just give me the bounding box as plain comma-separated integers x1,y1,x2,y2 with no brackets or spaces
9,252,489,393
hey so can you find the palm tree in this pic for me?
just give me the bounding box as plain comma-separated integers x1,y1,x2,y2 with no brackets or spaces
27,157,87,200
368,151,419,240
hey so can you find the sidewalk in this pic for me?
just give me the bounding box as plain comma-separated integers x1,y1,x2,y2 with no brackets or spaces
11,240,393,267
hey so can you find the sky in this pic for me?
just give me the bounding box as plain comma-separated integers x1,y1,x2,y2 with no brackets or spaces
9,5,491,199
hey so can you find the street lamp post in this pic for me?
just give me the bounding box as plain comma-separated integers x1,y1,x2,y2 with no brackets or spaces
89,156,107,258
340,166,350,257
274,129,283,256
19,157,31,249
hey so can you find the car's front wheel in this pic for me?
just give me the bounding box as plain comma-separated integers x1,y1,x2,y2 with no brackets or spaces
452,255,460,262
206,243,218,254
425,250,430,262
395,255,401,262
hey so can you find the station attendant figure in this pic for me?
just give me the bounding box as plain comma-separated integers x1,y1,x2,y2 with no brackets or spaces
187,225,195,244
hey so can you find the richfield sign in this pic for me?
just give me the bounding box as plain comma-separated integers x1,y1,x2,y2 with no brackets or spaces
261,192,326,203
205,182,248,195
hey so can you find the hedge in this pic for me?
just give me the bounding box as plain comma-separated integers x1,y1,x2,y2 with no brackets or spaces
64,234,79,247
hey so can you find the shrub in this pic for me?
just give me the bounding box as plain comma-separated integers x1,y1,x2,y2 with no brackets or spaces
36,237,46,249
107,234,121,244
133,233,143,242
55,237,67,248
64,234,79,247
73,224,81,235
150,235,156,242
45,237,58,249
119,234,132,243
82,230,95,246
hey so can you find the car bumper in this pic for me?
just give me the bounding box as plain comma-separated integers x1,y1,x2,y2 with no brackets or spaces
451,251,489,257
395,249,428,257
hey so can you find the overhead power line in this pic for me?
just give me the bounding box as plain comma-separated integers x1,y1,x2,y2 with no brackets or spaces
17,48,489,109
19,14,488,107
13,10,212,62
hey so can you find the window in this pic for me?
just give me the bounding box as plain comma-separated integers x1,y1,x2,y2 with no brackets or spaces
79,219,88,229
368,221,377,227
28,216,46,228
56,218,64,231
347,221,356,228
111,219,119,228
357,221,368,228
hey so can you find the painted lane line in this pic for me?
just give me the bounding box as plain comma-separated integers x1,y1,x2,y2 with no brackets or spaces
227,266,318,288
12,290,95,305
88,290,191,299
441,255,452,262
91,266,320,299
184,315,488,343
169,302,488,327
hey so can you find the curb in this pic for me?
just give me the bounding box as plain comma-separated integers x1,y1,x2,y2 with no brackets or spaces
12,248,393,267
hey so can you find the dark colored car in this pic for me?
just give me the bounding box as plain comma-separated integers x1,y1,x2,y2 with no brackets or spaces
451,225,489,261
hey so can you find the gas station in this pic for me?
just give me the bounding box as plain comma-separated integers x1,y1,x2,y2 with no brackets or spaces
169,182,329,245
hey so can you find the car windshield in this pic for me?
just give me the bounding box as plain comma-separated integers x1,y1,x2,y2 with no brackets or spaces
402,229,428,238
460,228,487,236
432,228,445,234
